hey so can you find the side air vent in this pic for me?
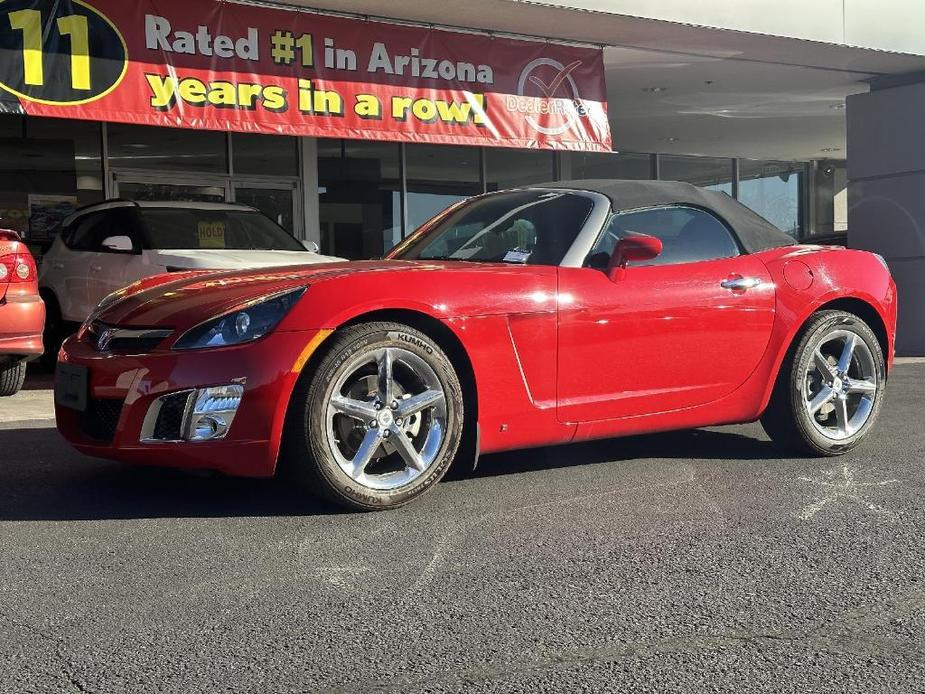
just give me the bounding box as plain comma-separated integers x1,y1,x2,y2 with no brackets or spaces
141,391,194,442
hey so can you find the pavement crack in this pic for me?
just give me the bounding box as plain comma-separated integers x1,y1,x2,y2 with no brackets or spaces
1,611,87,693
342,596,925,694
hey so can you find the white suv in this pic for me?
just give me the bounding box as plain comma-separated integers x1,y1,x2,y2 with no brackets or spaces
39,200,341,358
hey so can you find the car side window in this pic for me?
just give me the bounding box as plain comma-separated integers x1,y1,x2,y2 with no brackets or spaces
65,212,110,251
105,208,144,251
64,209,142,252
587,206,740,268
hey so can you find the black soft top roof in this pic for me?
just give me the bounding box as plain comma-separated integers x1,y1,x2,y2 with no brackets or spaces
534,179,796,254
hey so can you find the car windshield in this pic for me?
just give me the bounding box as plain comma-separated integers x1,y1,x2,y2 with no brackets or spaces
389,190,594,266
139,208,305,251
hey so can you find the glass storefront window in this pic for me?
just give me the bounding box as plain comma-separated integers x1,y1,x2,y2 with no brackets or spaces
233,133,298,177
108,123,227,173
0,115,23,137
117,180,226,203
0,115,103,248
484,148,555,191
405,144,482,234
738,160,804,237
26,119,104,207
318,139,401,259
569,151,652,180
659,155,733,194
235,185,296,234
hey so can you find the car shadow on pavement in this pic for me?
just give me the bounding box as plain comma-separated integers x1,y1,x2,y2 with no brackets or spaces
0,425,342,521
0,425,783,521
472,427,786,479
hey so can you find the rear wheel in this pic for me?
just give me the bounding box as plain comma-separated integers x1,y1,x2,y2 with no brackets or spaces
761,310,885,456
0,361,27,397
284,322,464,511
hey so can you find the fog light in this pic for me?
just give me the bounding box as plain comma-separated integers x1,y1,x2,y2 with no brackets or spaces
185,385,244,442
191,414,228,440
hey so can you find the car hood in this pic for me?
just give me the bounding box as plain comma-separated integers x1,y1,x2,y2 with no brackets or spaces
146,248,343,269
98,260,443,330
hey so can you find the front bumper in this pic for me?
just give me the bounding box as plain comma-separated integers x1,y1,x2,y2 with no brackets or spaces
55,329,326,476
0,294,44,358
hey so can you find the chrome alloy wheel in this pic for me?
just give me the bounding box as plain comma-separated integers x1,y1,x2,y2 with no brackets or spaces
802,329,879,441
325,347,448,491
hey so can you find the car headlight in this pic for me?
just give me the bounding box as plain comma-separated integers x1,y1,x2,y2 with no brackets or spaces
173,287,306,350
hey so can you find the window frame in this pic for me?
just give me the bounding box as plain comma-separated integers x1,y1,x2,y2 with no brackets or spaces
583,203,744,270
392,188,602,267
62,211,110,252
62,208,145,254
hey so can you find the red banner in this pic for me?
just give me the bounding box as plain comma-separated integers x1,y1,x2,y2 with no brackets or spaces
0,0,611,151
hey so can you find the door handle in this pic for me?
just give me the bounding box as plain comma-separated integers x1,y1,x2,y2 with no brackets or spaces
90,264,103,273
721,276,761,291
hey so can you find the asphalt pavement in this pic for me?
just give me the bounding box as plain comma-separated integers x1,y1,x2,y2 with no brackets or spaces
0,365,923,693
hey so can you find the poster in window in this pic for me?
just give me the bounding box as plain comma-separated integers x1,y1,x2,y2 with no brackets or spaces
28,194,77,242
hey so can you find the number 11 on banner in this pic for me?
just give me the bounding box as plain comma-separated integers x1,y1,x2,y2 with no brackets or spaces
9,9,90,90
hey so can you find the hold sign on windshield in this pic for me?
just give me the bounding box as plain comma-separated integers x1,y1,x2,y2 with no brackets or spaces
197,221,226,249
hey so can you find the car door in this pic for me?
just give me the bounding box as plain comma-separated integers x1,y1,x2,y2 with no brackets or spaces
83,208,150,312
46,211,110,321
557,205,776,423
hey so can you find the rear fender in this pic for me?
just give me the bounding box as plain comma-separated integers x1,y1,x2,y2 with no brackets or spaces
752,247,896,416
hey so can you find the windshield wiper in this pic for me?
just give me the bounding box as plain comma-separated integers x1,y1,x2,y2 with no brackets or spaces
416,256,484,263
417,256,527,264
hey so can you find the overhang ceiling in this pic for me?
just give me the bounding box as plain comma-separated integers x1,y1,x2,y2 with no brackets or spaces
253,0,925,160
603,47,870,160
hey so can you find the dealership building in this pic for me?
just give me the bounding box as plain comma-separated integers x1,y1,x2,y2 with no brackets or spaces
3,1,925,352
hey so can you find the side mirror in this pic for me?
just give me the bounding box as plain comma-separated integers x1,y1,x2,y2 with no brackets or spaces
607,234,663,281
302,239,320,253
101,235,135,254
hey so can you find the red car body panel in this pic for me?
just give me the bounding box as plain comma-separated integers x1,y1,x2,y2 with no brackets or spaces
56,244,897,476
0,235,44,358
56,328,320,476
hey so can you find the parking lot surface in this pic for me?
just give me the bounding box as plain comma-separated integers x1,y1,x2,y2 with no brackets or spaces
0,365,923,693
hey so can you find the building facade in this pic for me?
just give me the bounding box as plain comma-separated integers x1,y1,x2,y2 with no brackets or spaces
2,0,924,351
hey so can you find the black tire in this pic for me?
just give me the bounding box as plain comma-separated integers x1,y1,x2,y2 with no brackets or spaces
0,361,27,397
761,310,885,456
283,322,465,511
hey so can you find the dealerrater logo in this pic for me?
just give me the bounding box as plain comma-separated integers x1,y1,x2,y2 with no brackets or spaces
507,58,589,136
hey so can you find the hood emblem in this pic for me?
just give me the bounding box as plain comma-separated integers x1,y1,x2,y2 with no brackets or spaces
96,328,117,352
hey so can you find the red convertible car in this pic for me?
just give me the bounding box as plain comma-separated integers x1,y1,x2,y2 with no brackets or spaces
55,181,896,510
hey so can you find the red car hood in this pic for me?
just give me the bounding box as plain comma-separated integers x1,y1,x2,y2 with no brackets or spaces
98,260,442,329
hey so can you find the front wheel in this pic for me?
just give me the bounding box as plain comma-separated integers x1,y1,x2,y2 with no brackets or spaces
761,310,885,456
284,322,465,511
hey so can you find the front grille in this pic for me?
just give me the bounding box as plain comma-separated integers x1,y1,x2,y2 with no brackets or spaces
153,391,193,441
79,398,125,443
86,322,172,354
